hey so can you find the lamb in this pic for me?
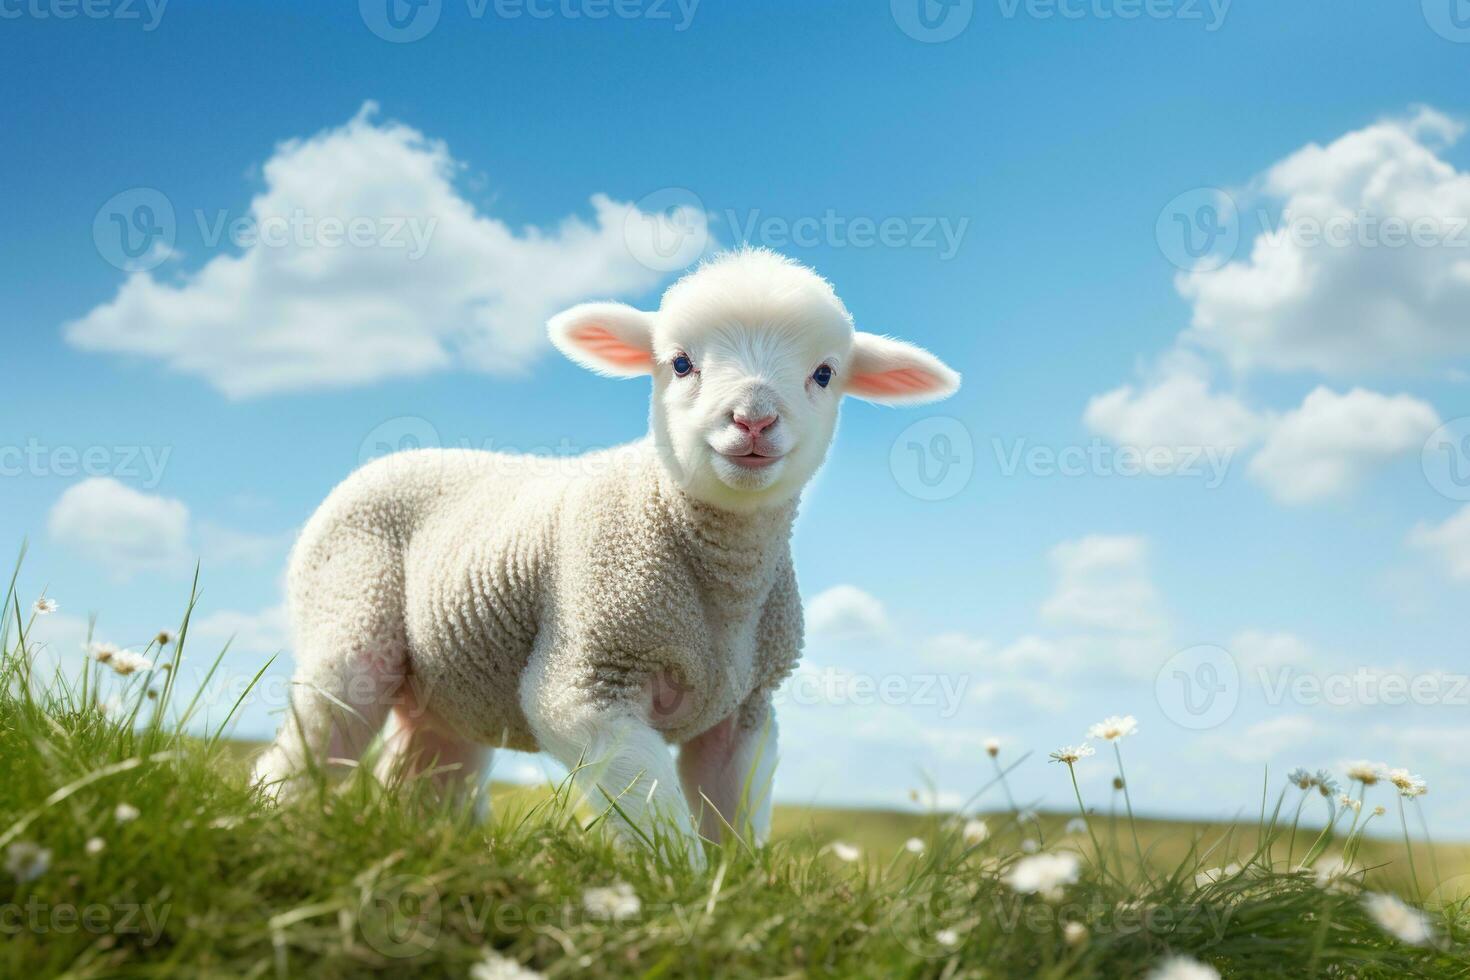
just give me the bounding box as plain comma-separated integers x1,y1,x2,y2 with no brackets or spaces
252,247,960,863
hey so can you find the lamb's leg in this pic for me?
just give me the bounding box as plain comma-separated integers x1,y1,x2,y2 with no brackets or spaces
374,704,492,811
523,688,703,867
678,702,778,844
253,530,408,798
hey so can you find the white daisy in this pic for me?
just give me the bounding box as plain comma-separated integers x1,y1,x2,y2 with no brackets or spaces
582,881,641,922
827,841,861,863
934,927,960,948
33,597,58,615
1065,817,1088,836
1388,769,1427,798
1337,794,1361,812
1064,921,1089,946
114,802,141,823
1345,761,1388,786
1147,955,1221,980
1363,892,1433,945
1020,838,1040,854
1312,856,1357,893
984,738,1001,758
1004,852,1080,899
6,842,52,883
904,837,926,854
961,819,989,845
1087,715,1138,742
89,641,120,664
1049,744,1095,765
469,948,545,980
108,650,153,677
85,837,106,857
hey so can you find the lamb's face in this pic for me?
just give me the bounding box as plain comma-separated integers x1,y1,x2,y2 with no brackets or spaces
550,249,960,510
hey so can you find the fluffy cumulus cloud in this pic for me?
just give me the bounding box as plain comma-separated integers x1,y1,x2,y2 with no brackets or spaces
1407,504,1470,582
192,604,290,655
1180,107,1470,375
1083,360,1266,459
1085,109,1466,507
1247,387,1439,504
48,478,191,579
805,584,892,641
1040,535,1165,637
65,103,707,398
47,479,288,580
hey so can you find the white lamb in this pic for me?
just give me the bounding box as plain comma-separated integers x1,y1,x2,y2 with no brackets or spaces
253,248,960,862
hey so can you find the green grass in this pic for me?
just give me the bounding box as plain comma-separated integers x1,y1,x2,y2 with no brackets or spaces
6,572,1470,978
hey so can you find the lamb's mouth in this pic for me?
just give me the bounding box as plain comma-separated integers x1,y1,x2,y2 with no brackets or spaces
720,451,784,470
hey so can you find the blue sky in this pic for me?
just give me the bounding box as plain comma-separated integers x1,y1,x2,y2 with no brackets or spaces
4,1,1470,830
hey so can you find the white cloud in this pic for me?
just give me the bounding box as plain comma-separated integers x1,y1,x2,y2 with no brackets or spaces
1083,362,1266,457
191,604,290,656
805,584,891,641
1229,629,1321,672
1216,715,1319,764
1180,107,1470,376
65,103,707,398
1407,504,1470,582
1247,387,1440,504
1040,535,1165,636
47,480,291,580
48,478,191,580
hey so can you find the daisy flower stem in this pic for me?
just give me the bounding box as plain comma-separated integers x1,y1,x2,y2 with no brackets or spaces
1285,792,1309,870
1112,743,1146,873
1398,795,1422,903
1066,763,1108,875
1413,800,1441,889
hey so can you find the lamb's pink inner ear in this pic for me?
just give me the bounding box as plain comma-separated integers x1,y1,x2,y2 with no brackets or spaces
568,324,653,369
848,366,947,399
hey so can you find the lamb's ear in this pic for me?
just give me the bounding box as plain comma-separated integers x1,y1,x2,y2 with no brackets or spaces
548,302,655,378
846,332,961,405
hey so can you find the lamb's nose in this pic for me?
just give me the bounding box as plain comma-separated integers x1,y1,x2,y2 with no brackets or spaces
732,413,777,437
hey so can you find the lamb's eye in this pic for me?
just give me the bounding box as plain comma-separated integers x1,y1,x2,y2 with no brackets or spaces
672,354,694,377
812,364,834,388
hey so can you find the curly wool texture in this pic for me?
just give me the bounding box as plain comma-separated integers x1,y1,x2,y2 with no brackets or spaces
285,439,803,753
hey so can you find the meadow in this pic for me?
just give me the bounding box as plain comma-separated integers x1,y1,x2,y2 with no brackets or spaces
5,571,1469,978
